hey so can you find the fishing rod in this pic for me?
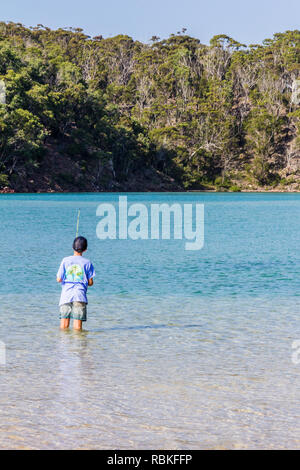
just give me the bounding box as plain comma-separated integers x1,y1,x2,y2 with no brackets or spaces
76,209,80,238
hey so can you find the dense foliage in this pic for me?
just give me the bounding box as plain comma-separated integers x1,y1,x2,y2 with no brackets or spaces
1,22,300,191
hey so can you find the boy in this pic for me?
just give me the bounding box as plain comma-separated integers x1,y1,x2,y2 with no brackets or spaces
57,236,95,330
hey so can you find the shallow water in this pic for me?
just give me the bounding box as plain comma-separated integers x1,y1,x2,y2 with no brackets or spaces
0,192,299,449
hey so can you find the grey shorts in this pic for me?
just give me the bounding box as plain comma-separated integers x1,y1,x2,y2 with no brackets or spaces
60,302,87,321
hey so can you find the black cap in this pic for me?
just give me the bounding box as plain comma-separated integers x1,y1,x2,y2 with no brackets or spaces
73,236,87,253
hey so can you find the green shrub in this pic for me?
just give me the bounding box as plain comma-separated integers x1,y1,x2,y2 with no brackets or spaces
229,185,241,192
215,176,231,188
0,173,9,188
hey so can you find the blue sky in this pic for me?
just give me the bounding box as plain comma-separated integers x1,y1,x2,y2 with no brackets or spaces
1,0,300,45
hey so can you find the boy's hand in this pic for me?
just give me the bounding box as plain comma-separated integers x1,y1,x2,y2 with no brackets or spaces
57,277,62,283
88,278,93,286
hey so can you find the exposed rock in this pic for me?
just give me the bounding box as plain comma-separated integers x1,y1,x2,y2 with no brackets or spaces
0,186,15,193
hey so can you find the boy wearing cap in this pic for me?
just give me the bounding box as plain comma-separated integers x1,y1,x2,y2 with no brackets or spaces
57,236,95,330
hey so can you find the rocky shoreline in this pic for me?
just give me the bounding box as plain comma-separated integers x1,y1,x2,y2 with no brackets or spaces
2,183,300,194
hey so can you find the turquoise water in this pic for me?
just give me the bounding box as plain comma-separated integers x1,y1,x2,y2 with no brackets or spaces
0,192,300,449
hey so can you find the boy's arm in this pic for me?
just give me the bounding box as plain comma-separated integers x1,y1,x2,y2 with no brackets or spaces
57,260,65,283
87,262,95,287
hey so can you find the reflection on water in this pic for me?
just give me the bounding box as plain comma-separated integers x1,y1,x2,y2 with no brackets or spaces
0,293,299,449
0,193,300,448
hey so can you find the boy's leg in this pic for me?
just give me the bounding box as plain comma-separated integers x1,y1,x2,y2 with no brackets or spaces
60,318,70,329
73,319,82,330
60,303,71,329
72,302,86,330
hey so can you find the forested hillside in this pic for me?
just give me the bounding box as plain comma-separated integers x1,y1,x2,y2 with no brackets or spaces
1,22,300,192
